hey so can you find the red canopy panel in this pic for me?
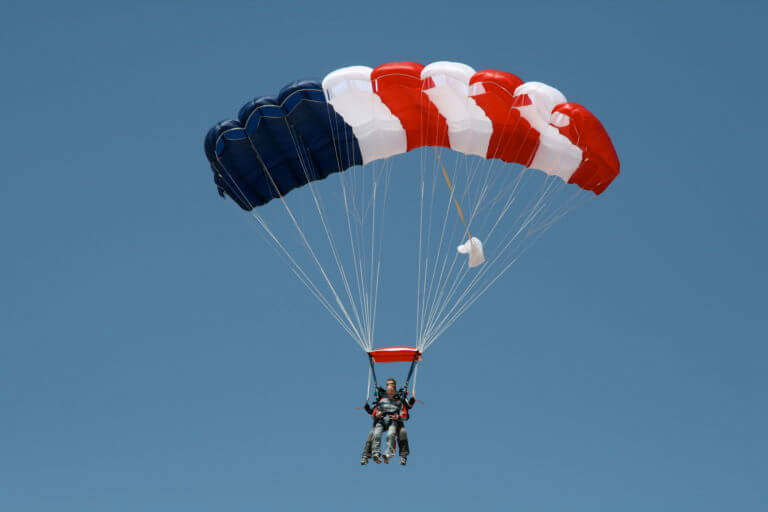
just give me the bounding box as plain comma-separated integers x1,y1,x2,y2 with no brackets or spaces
369,346,422,363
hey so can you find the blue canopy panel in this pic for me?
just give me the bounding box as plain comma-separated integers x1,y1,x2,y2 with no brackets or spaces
204,80,363,211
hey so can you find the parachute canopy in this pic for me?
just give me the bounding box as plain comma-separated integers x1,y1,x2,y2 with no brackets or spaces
205,61,619,213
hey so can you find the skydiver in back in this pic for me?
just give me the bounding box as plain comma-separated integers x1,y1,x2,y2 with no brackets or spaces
360,378,415,466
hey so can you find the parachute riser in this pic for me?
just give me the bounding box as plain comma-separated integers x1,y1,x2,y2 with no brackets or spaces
402,354,419,397
367,353,380,393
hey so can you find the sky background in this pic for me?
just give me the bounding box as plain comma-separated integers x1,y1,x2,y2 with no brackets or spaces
2,1,767,511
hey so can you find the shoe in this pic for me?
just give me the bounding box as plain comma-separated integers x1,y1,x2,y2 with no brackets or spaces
373,454,382,464
382,454,390,464
360,457,369,465
399,457,407,466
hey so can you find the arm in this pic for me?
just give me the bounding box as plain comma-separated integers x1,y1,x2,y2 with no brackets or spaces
401,398,413,420
368,396,383,417
364,402,382,417
400,396,415,420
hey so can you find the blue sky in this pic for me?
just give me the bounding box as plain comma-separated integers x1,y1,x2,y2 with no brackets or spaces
1,1,766,510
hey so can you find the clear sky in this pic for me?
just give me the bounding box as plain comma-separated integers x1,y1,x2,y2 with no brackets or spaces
2,1,766,511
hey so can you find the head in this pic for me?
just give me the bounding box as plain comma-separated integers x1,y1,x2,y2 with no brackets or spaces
385,379,397,397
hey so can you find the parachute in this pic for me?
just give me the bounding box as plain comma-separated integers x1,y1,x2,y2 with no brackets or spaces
204,60,619,366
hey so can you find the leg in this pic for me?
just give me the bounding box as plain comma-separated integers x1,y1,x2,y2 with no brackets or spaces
397,423,410,458
384,421,398,458
361,425,374,458
371,422,384,457
360,425,375,464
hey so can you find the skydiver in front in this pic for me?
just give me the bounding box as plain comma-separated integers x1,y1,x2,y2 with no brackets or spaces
360,378,415,466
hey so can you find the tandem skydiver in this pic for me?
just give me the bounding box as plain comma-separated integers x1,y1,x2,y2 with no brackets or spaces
360,378,415,466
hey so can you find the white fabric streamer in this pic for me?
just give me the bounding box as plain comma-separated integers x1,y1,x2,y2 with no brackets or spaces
457,237,485,267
